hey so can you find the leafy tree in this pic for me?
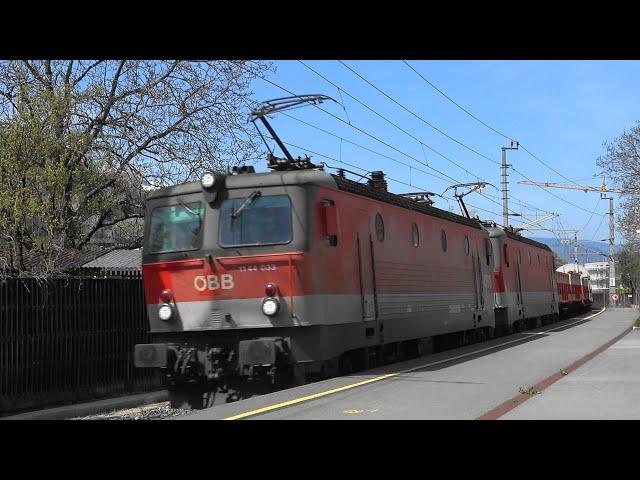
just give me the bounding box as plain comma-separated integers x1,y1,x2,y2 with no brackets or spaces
596,120,640,242
615,244,640,292
0,60,271,274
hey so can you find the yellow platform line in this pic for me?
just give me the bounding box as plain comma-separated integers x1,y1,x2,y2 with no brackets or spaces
223,308,606,420
223,373,397,420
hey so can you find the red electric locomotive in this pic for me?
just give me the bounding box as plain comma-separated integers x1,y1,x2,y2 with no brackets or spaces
484,226,559,333
134,162,504,407
132,95,572,408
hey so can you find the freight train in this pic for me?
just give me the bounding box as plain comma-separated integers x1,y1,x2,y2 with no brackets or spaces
133,158,592,408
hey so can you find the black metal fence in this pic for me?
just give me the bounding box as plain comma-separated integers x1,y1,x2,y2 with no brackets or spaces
0,269,162,416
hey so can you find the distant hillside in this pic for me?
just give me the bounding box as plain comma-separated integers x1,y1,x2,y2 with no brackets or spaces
525,236,621,264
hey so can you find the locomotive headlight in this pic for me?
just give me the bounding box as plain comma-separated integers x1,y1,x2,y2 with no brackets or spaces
158,304,173,321
201,172,216,189
262,297,280,316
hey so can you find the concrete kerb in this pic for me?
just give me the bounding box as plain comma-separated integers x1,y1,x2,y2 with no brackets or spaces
1,390,169,420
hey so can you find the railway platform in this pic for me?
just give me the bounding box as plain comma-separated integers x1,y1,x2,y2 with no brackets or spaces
501,325,640,419
177,307,638,420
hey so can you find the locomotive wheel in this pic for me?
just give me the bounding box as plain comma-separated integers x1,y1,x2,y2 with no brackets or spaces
416,339,427,356
339,354,354,376
403,339,426,358
293,364,307,386
487,327,495,339
169,384,210,410
477,329,486,343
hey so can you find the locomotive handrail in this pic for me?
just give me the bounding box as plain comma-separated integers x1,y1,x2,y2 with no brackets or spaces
143,259,205,268
214,252,304,263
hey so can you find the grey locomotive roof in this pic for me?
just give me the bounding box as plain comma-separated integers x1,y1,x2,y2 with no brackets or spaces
145,168,489,229
485,225,552,252
145,169,337,200
332,175,482,229
505,229,553,252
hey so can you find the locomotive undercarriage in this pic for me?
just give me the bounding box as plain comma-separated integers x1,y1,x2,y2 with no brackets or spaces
138,335,299,409
138,309,580,409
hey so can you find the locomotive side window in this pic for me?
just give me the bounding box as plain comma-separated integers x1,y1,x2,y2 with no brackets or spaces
503,244,509,267
375,213,385,242
411,223,419,247
440,229,447,252
147,201,204,254
219,195,292,247
528,251,532,264
464,236,470,255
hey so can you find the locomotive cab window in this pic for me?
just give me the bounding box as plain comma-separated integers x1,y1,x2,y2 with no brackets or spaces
440,229,447,252
503,244,509,267
464,236,470,255
147,201,204,254
219,195,292,247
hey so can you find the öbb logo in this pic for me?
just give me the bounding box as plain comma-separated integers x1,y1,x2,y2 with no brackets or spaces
194,274,234,291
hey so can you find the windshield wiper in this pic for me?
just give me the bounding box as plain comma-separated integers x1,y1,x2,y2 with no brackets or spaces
231,190,261,219
177,198,202,229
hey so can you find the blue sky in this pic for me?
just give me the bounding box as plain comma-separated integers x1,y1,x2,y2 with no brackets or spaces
247,60,640,245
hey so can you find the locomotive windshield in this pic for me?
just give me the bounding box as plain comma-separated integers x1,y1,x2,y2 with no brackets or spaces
146,201,204,254
219,194,292,247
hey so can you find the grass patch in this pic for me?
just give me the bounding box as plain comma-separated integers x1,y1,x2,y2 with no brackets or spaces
635,317,640,328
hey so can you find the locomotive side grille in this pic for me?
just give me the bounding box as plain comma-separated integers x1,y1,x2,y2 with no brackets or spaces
210,310,224,329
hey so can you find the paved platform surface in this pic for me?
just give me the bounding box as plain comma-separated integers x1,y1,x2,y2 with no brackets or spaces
502,327,640,419
178,307,638,420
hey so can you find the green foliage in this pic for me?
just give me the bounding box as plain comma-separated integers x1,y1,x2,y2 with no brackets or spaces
596,121,640,242
0,87,107,273
0,60,270,275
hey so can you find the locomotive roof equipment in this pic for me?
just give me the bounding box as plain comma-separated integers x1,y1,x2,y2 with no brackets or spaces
442,182,496,220
250,94,336,171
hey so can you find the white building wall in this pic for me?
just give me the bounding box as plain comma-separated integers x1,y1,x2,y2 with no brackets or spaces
585,262,609,292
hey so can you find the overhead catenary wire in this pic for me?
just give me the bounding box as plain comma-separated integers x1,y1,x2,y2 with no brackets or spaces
581,196,602,233
295,61,551,219
590,211,607,242
279,111,533,221
244,88,536,223
298,60,495,178
402,60,596,189
301,61,555,218
280,112,451,183
335,60,499,166
275,136,527,225
238,61,558,223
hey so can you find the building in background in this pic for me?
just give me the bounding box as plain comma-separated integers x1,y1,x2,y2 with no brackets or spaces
585,261,611,308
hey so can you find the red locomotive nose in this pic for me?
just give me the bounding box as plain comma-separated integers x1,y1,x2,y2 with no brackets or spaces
159,289,173,303
265,283,278,297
